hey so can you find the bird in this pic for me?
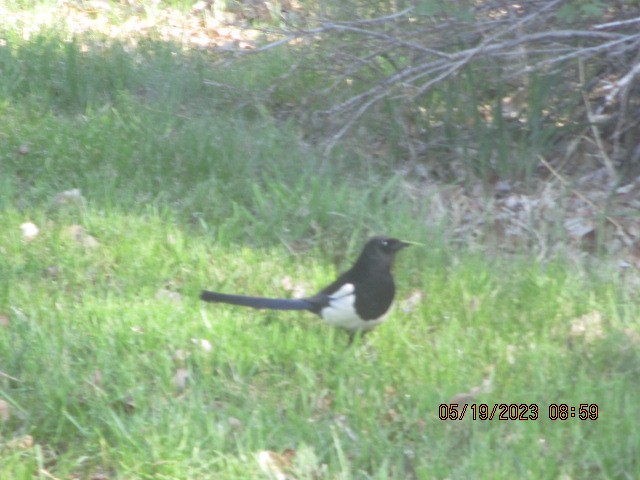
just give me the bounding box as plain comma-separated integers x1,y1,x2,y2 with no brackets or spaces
200,236,410,342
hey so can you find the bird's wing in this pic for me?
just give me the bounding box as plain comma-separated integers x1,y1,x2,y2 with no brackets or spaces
314,283,360,326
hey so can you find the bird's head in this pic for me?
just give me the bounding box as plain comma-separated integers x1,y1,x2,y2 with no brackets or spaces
358,236,411,268
373,236,411,254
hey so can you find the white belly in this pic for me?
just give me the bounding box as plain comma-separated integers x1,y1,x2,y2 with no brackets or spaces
319,283,388,332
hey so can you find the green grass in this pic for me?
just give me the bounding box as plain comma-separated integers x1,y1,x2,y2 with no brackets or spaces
1,10,639,480
1,213,638,478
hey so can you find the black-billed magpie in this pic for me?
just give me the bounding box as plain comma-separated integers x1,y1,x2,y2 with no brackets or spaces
200,236,410,340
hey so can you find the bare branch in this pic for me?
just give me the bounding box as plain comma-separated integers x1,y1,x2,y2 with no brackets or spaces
238,0,640,161
329,7,415,26
318,23,454,59
606,61,640,104
594,16,640,30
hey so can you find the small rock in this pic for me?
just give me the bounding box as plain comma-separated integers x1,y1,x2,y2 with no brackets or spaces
54,188,84,206
191,338,213,352
20,222,39,240
65,225,99,248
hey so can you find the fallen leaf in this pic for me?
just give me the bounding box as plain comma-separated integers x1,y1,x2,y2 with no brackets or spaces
191,338,212,352
569,311,604,344
384,408,400,423
621,328,640,346
401,290,423,313
43,265,61,278
506,344,517,365
494,180,512,195
20,222,39,240
84,369,104,397
173,367,190,391
113,396,136,414
564,217,595,239
17,144,29,155
314,390,333,412
0,399,10,422
19,435,33,449
228,416,243,431
257,450,294,480
280,276,307,298
173,349,189,364
0,314,9,327
92,369,103,387
448,367,494,406
467,296,481,313
155,288,182,303
7,435,32,449
85,470,111,480
288,445,325,479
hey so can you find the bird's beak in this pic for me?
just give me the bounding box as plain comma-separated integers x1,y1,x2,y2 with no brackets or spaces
397,240,424,250
394,240,414,251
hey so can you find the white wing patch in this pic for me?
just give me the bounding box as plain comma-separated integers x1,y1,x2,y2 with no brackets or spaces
320,283,387,332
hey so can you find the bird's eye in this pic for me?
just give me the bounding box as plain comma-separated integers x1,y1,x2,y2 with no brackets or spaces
380,239,389,248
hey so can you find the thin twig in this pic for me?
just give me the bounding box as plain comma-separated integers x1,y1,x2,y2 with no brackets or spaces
0,369,21,382
329,7,414,26
321,23,453,59
323,28,635,116
578,57,617,178
538,155,626,235
594,16,640,30
323,91,385,155
40,470,62,480
605,61,640,104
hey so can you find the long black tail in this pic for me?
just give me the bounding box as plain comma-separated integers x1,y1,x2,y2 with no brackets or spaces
200,290,313,311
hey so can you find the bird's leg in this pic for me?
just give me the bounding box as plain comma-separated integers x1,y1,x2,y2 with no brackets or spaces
346,330,369,347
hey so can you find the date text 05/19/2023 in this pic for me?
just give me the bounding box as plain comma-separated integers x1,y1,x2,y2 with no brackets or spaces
438,403,599,421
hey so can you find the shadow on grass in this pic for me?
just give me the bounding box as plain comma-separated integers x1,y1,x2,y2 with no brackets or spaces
0,30,427,249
